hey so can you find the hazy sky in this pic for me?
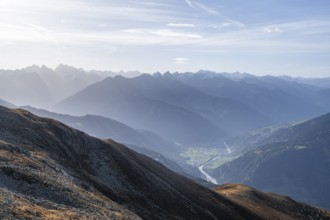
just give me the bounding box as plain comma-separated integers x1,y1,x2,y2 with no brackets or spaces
1,0,330,77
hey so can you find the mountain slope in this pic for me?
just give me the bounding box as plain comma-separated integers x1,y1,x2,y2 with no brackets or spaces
0,99,16,108
147,74,271,135
162,72,324,123
215,184,330,220
0,69,52,108
0,65,104,108
0,106,254,219
25,64,104,103
21,106,179,158
212,112,330,209
1,106,329,219
54,75,226,146
54,74,271,145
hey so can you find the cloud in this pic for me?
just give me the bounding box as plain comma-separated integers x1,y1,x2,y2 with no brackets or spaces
263,27,283,33
151,29,202,39
193,2,219,15
184,0,218,15
122,28,202,40
209,20,245,29
183,0,245,28
167,23,195,28
174,58,189,64
223,18,246,28
190,20,330,53
209,23,232,29
184,0,195,9
0,22,59,47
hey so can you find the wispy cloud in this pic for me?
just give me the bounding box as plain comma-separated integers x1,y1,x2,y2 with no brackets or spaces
152,29,202,39
209,20,245,29
184,0,218,15
193,2,219,15
263,27,283,34
0,22,58,45
184,0,195,9
174,58,189,64
167,23,195,28
1,0,330,76
199,20,330,52
182,0,244,28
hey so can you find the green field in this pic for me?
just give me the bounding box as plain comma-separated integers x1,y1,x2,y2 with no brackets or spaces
204,155,240,170
180,148,222,166
180,147,240,170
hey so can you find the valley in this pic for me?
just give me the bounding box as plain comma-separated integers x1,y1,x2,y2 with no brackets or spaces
2,0,330,218
1,105,330,219
198,155,222,184
1,66,330,218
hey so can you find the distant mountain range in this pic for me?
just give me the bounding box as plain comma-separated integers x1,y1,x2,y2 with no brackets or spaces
2,65,330,211
159,71,326,123
212,111,330,210
0,65,106,108
1,106,329,219
54,74,271,146
0,99,15,108
2,65,330,141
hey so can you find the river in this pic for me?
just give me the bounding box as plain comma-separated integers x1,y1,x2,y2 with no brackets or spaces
198,142,232,184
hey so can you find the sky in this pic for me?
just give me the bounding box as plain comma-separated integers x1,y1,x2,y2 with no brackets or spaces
0,0,330,77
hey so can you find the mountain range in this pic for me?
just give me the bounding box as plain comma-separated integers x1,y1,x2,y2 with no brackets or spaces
2,65,330,213
1,105,329,219
2,65,330,145
0,65,105,108
21,106,179,158
159,71,326,123
212,111,330,210
54,74,271,146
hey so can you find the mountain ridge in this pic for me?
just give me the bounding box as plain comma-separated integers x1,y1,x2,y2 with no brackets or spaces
212,111,330,209
1,105,329,219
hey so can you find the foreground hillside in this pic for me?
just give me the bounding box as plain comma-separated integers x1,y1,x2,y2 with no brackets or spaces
215,184,330,220
213,112,330,209
0,106,253,219
0,106,329,219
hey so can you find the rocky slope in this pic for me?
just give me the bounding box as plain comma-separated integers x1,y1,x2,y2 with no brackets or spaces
0,106,329,219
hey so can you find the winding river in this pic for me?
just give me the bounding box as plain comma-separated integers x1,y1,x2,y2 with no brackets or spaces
198,142,232,184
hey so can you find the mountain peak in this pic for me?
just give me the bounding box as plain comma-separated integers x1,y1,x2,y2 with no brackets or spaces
55,64,85,74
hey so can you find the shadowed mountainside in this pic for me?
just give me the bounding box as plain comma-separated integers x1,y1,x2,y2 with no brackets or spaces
1,106,329,219
159,71,325,124
0,106,256,219
54,74,270,146
213,112,330,210
21,106,180,158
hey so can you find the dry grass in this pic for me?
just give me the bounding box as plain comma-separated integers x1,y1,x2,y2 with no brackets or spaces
215,184,330,220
